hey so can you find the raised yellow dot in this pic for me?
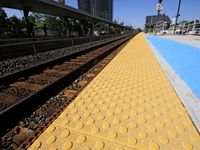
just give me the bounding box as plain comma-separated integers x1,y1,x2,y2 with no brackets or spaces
62,119,70,125
109,131,117,139
95,141,104,150
159,136,169,144
122,114,130,120
76,123,84,129
153,101,159,106
148,125,157,133
176,125,185,132
139,99,145,103
46,136,57,144
139,107,146,112
121,93,126,97
94,108,100,113
132,102,138,106
139,131,147,139
113,118,121,124
102,105,109,110
87,98,93,102
87,118,95,125
103,122,111,129
78,101,84,105
154,110,162,115
103,94,108,97
131,110,138,116
165,117,173,123
130,122,138,128
190,135,200,143
124,105,131,109
81,106,87,110
128,137,137,145
120,127,128,133
63,141,73,150
146,97,151,101
46,125,56,133
149,142,160,150
107,98,112,102
171,113,180,118
119,100,125,104
92,127,100,134
168,104,174,109
84,112,91,117
111,102,117,107
71,109,78,114
116,108,123,113
31,142,42,149
98,115,105,120
90,103,96,107
126,97,132,101
139,118,146,124
50,148,57,150
73,115,81,121
156,121,165,127
147,114,154,119
183,121,193,126
69,103,75,108
107,111,114,116
178,109,186,114
159,99,166,103
146,104,153,109
61,130,70,138
168,130,178,138
161,107,169,111
77,135,86,144
182,141,193,150
99,100,104,104
61,112,68,117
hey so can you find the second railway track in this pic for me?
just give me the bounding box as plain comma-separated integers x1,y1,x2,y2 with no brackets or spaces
0,34,136,150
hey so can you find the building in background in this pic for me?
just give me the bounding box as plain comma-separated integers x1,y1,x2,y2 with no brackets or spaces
145,13,171,31
77,0,113,21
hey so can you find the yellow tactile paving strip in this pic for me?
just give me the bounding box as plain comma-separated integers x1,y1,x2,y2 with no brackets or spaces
29,33,200,150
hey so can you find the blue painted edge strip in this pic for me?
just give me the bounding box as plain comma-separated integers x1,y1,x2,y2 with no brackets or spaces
145,36,200,99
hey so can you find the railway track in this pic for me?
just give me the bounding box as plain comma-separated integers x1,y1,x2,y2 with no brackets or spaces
0,34,136,150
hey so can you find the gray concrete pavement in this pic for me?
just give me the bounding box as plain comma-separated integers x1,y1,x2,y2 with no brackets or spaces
158,35,200,49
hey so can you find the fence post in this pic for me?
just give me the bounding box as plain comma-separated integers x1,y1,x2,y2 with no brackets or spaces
32,43,38,60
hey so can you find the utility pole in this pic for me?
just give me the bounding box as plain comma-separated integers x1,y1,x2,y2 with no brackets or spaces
175,0,181,27
154,0,163,36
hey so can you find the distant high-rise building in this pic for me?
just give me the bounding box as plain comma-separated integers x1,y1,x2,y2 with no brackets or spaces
77,0,113,21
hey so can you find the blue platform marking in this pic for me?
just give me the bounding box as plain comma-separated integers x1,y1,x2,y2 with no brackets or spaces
145,36,200,99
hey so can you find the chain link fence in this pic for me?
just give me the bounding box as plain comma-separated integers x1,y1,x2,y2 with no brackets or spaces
0,33,130,62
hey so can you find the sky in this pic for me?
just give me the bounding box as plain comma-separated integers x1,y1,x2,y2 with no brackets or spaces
2,0,200,29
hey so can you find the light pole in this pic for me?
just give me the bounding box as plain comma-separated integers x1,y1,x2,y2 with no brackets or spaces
154,0,163,36
174,0,181,27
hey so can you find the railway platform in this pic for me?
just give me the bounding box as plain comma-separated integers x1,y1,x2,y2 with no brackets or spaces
28,33,200,150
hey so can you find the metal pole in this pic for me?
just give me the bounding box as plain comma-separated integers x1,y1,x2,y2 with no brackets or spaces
154,0,163,36
175,0,181,26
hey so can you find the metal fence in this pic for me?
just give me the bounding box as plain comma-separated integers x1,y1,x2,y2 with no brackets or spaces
0,33,131,62
153,19,200,35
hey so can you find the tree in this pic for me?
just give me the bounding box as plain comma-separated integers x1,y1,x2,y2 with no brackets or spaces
114,19,118,24
137,28,142,32
0,7,7,24
99,12,105,19
120,22,124,25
